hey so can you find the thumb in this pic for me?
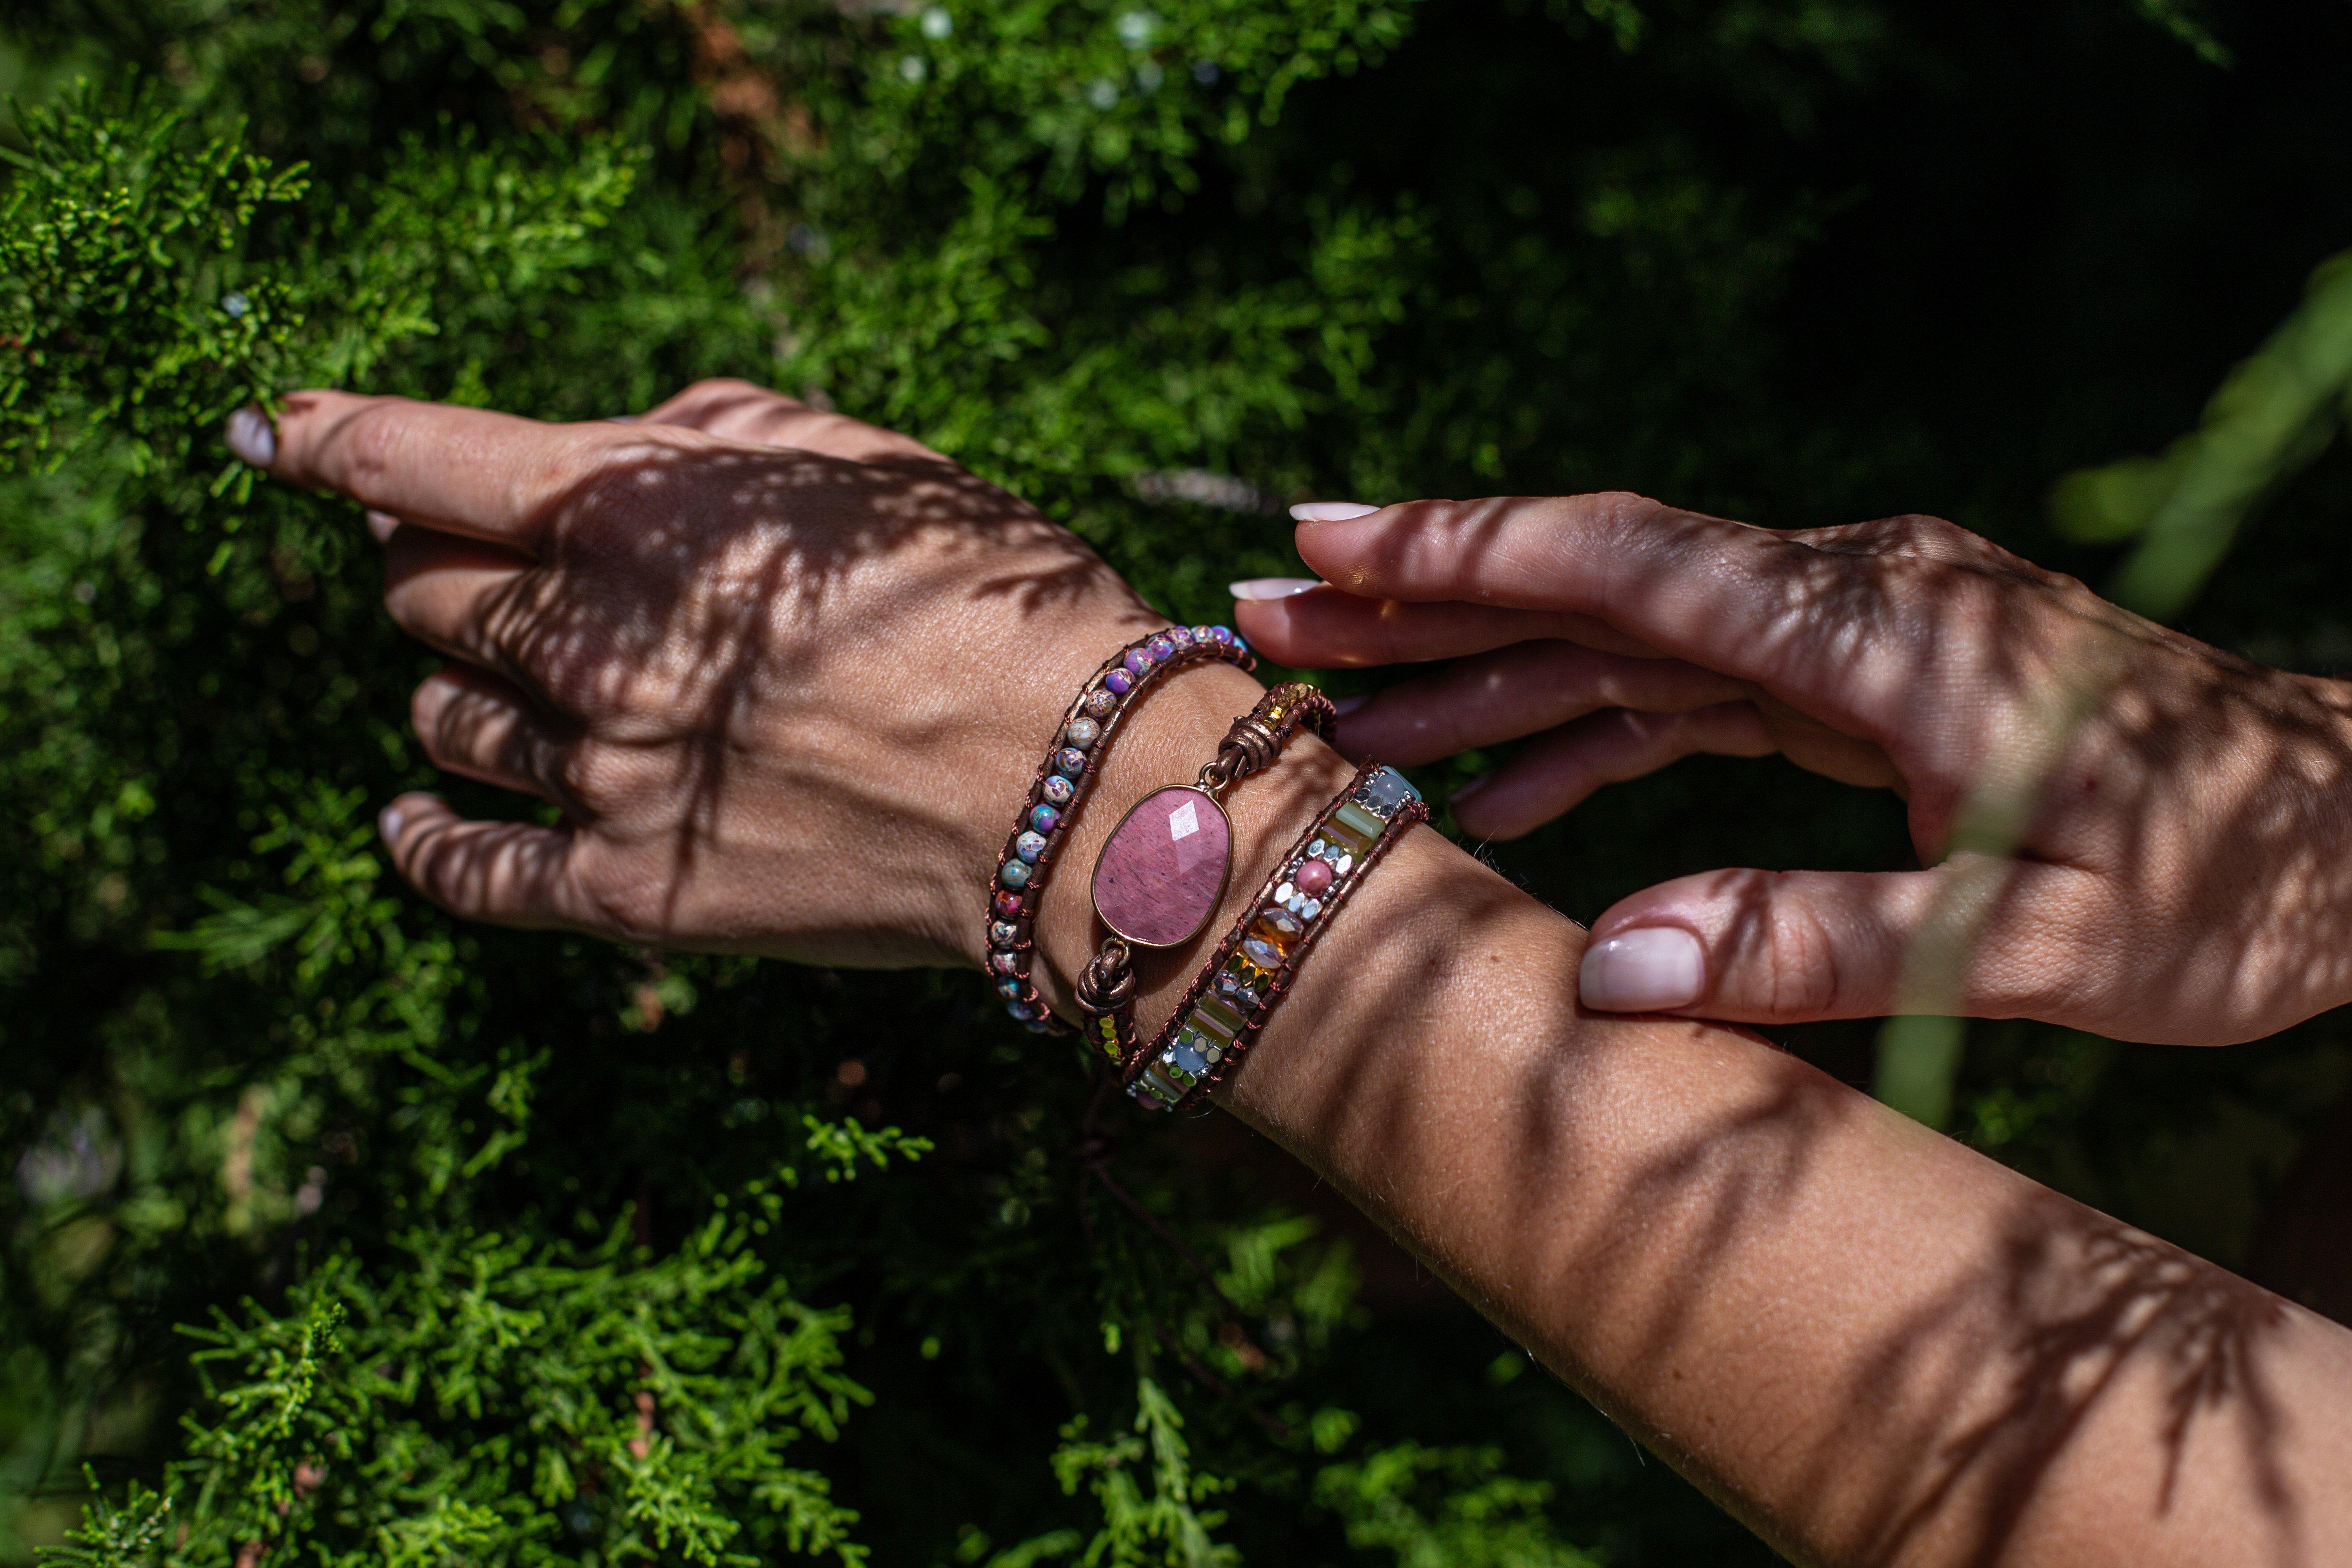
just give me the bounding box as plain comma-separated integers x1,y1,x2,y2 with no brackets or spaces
1577,860,2099,1026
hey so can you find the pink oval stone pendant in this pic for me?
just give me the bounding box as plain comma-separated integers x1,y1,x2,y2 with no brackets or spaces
1091,785,1233,948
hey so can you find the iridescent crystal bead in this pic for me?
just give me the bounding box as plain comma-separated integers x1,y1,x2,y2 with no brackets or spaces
1015,830,1048,862
1065,716,1102,749
1041,774,1075,805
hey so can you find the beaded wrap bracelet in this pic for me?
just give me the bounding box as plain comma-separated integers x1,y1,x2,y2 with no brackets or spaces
1071,682,1337,1064
987,626,1254,1032
1124,762,1428,1111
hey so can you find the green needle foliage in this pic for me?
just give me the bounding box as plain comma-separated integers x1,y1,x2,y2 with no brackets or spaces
5,0,2352,1564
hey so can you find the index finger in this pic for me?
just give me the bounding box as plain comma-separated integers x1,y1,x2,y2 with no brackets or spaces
247,390,680,551
1293,492,1900,736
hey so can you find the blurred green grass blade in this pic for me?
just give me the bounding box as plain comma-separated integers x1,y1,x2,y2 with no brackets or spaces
2052,248,2352,619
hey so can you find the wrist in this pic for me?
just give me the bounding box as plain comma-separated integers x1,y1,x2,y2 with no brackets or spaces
1020,661,1359,1036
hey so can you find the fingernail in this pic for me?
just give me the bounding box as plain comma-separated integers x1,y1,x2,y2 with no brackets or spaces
1229,577,1327,601
1580,928,1705,1013
1331,693,1371,718
378,804,405,843
225,406,277,468
366,510,400,543
1289,501,1382,523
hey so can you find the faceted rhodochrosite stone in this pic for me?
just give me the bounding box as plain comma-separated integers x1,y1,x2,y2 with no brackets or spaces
1092,786,1232,947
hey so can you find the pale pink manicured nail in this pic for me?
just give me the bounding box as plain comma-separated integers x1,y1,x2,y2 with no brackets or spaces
1580,928,1705,1012
1289,501,1382,522
378,804,405,843
1229,577,1326,600
1331,693,1371,717
225,406,277,467
366,510,400,543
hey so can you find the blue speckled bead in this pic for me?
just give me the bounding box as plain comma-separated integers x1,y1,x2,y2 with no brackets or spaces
1029,804,1060,834
999,860,1032,890
1041,774,1075,805
1055,747,1088,776
1015,830,1048,862
1229,633,1249,658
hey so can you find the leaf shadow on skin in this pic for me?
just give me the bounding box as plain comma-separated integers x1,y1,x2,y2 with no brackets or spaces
401,433,1144,966
1261,496,2345,1563
1327,493,2352,1042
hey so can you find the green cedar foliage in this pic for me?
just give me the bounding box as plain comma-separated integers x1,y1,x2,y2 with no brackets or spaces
5,0,2352,1564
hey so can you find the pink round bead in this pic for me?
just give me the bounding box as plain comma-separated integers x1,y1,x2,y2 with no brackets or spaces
1293,857,1335,897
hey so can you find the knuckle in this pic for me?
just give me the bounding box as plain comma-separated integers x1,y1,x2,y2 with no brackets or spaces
553,742,631,811
580,871,664,946
337,405,409,492
1732,879,1844,1017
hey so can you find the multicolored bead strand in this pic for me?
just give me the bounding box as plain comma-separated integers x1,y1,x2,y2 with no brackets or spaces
985,626,1254,1032
1123,762,1429,1109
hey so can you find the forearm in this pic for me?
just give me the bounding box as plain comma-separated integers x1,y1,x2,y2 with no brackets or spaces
1030,662,2352,1568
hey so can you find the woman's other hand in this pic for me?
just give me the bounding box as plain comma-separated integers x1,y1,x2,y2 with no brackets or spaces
231,381,1159,971
1234,493,2352,1045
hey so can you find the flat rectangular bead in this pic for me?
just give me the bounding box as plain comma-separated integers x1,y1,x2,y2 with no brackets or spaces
1331,802,1384,844
1192,997,1245,1038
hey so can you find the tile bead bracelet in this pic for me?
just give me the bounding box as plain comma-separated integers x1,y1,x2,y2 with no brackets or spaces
986,626,1254,1032
1123,761,1428,1112
1072,682,1338,1064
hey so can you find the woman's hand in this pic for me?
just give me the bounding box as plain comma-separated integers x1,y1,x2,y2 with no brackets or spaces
1234,493,2352,1045
230,380,1161,970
